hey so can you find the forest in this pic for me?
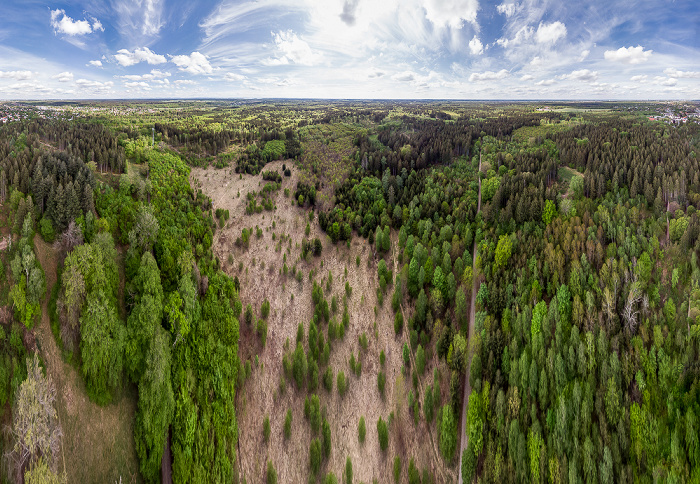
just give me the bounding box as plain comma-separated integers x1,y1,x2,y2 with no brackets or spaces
0,100,698,483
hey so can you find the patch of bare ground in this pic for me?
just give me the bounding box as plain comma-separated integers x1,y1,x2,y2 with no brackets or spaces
32,235,141,484
192,161,456,483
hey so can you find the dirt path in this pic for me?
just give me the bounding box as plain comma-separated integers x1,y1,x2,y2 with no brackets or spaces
458,152,481,484
32,235,141,483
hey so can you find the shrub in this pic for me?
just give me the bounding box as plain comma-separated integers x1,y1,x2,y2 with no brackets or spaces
293,342,307,388
403,343,410,368
358,416,366,443
257,319,268,347
39,217,55,243
323,472,338,484
416,344,426,375
322,418,331,458
393,456,401,483
345,281,352,297
380,350,386,366
310,438,322,475
377,371,386,397
323,366,333,392
346,457,353,484
284,409,292,440
267,460,277,484
439,404,458,462
261,299,270,319
337,371,347,397
309,394,321,433
377,417,389,451
394,311,404,334
244,303,254,325
263,415,270,443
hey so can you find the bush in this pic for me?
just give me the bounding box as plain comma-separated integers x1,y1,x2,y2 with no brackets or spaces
346,457,353,484
337,371,347,397
323,473,338,484
257,319,268,347
244,303,254,325
284,409,292,440
322,418,331,459
377,371,386,397
377,417,389,451
439,404,458,462
310,438,322,475
261,299,270,319
345,281,352,297
394,311,404,334
393,456,401,483
293,342,307,388
39,217,55,243
416,344,426,375
263,415,270,443
403,343,410,368
323,366,333,392
408,458,421,484
358,416,366,443
267,460,277,484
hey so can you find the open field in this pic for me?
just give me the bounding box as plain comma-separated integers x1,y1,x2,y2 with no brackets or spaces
192,161,456,483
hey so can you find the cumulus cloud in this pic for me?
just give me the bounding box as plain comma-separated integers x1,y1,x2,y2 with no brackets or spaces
50,9,102,36
496,2,517,17
558,69,598,82
115,47,167,67
52,72,74,82
120,69,171,81
630,74,647,82
340,0,360,26
663,68,700,79
534,21,567,44
653,76,677,86
170,52,213,75
75,79,114,92
469,69,509,82
124,81,150,89
0,70,33,81
174,79,197,85
263,31,319,66
88,60,103,67
392,71,416,82
519,74,534,81
578,49,590,62
535,78,556,86
423,0,479,29
224,73,246,81
469,36,484,55
604,45,652,64
368,71,385,78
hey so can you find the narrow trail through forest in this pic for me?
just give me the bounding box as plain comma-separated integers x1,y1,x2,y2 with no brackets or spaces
458,152,481,484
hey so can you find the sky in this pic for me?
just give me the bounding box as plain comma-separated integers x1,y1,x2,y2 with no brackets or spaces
0,0,698,100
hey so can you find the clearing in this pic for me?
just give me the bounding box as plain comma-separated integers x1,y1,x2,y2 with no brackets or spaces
33,236,141,483
192,160,456,483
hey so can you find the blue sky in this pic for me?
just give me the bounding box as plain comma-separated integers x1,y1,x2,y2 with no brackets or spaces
0,0,698,99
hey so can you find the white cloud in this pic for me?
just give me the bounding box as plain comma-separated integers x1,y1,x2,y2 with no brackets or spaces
604,45,652,64
75,79,114,92
113,0,164,43
0,70,33,80
52,72,74,82
50,9,101,36
115,47,167,67
368,71,385,78
468,36,484,55
120,69,171,81
170,52,213,75
263,31,319,67
663,68,700,79
124,81,150,88
630,75,647,82
224,72,246,81
558,69,598,82
535,78,556,86
174,79,197,85
88,60,103,67
469,69,509,82
423,0,479,29
653,76,677,87
392,71,416,82
534,21,567,44
578,49,590,62
519,74,534,81
496,25,533,48
496,3,517,17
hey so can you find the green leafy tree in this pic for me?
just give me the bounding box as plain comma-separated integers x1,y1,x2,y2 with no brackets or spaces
542,199,556,225
439,404,457,462
495,234,513,268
